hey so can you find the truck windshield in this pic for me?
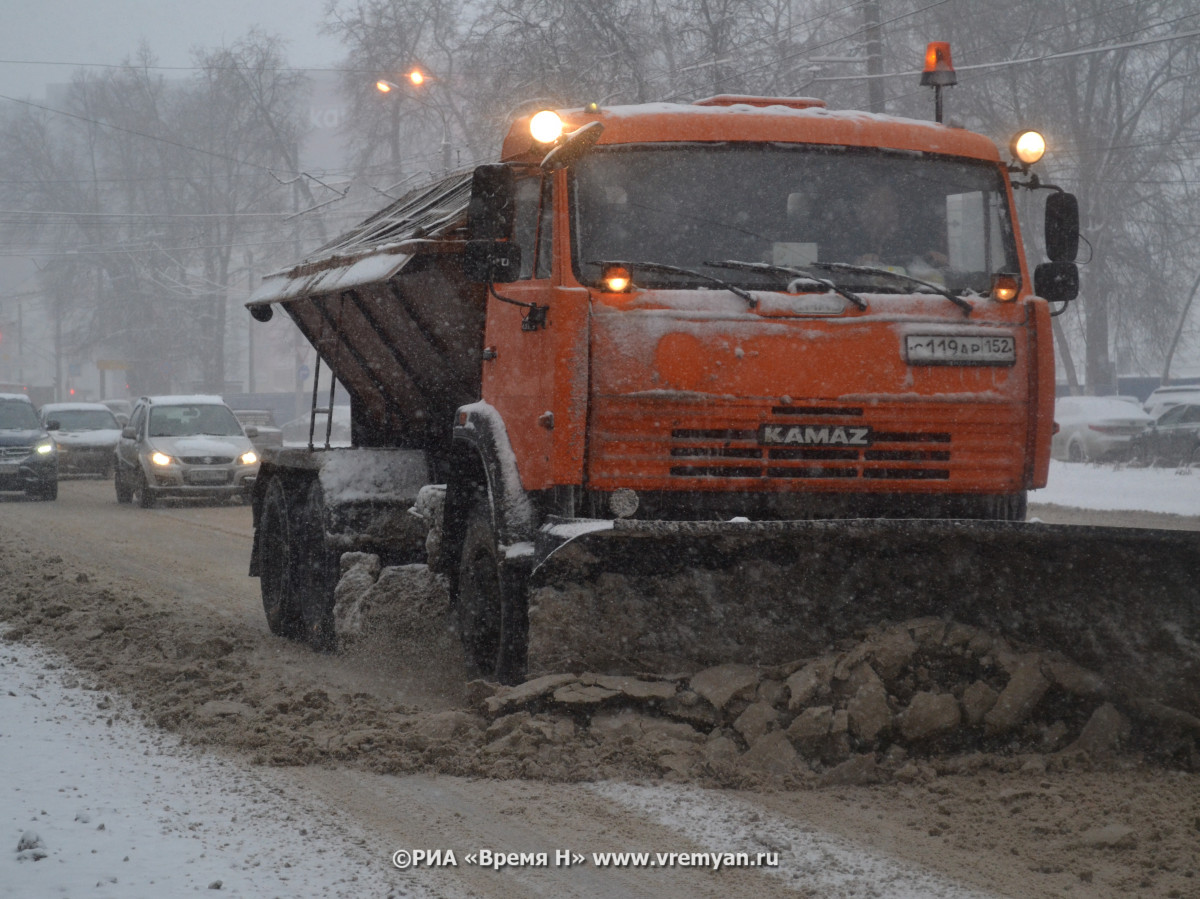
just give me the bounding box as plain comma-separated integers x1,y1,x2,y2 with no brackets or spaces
570,144,1019,297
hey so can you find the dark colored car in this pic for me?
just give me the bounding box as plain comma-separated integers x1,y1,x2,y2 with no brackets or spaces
1129,403,1200,468
0,393,58,500
40,402,122,477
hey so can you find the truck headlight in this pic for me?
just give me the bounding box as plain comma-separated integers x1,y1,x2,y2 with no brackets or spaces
239,451,258,465
150,451,174,466
1009,130,1045,166
530,110,565,144
35,441,55,455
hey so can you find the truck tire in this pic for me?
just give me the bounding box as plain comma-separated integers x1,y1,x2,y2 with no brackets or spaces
296,482,338,652
259,479,305,641
456,497,503,679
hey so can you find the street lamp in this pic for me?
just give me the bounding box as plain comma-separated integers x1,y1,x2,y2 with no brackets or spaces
376,72,452,174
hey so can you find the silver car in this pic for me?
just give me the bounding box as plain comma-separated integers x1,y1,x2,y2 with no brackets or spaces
115,395,260,507
1051,395,1152,462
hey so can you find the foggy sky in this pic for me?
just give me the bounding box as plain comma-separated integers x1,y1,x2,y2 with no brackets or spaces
0,0,341,100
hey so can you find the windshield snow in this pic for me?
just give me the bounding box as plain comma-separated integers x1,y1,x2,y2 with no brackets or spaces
148,404,243,438
571,144,1019,296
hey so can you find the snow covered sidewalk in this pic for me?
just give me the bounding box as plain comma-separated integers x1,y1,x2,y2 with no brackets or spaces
1,639,397,899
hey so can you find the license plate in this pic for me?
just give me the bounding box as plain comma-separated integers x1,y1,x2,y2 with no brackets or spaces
906,334,1016,365
187,469,230,484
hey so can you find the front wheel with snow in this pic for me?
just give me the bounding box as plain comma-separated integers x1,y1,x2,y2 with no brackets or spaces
455,496,527,683
295,482,338,652
456,498,503,679
259,479,304,641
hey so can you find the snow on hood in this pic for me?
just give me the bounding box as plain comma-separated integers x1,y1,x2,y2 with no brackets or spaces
0,429,48,447
151,435,252,456
52,429,121,447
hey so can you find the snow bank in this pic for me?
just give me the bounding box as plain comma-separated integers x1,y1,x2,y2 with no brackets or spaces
1033,460,1200,517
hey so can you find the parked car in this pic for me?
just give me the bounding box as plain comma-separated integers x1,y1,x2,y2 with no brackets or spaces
280,407,352,447
0,393,57,500
101,398,134,426
40,402,122,477
1129,402,1200,468
1143,385,1200,419
232,409,283,454
114,395,260,508
1051,395,1153,462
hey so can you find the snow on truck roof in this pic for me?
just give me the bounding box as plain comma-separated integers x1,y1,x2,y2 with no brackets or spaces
248,172,472,307
503,97,1003,164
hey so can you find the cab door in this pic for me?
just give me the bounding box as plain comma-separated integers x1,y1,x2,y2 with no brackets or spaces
480,171,562,490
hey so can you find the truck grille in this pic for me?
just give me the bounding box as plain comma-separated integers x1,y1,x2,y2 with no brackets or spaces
179,455,234,465
669,426,952,481
587,397,1027,490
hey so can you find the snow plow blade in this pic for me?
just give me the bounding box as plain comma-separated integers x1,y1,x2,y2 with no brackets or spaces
526,519,1200,716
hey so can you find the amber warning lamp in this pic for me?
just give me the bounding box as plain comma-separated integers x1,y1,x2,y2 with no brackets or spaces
920,41,957,123
601,264,632,293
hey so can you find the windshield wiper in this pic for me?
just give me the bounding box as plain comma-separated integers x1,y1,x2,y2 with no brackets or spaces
704,260,867,311
593,259,759,309
807,262,973,317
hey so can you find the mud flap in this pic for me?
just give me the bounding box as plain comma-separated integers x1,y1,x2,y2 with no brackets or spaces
527,519,1200,716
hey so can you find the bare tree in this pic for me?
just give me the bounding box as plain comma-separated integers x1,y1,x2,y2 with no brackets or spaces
0,33,310,394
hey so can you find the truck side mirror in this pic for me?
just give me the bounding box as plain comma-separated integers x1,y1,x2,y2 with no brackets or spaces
1045,192,1079,262
467,164,515,240
1035,261,1079,303
462,239,522,284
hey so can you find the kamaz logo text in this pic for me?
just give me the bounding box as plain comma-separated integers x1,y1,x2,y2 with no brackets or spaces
759,425,872,446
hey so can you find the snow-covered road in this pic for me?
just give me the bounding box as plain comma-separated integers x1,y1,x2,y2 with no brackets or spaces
2,461,1196,897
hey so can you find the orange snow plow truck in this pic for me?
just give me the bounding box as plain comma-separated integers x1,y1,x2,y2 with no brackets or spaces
247,90,1199,715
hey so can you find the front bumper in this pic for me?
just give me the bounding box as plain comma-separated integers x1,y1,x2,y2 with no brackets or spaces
145,463,257,496
57,446,116,475
0,454,58,490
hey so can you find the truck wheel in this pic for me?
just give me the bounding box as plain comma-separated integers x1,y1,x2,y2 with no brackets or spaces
1066,440,1085,463
296,483,338,652
259,480,305,640
115,468,133,504
456,498,503,679
1000,491,1027,521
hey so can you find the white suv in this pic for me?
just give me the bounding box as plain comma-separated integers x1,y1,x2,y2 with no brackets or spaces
114,395,259,507
1144,385,1200,419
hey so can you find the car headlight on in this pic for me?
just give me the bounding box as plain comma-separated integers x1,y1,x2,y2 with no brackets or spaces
35,441,55,455
239,451,258,465
150,451,174,466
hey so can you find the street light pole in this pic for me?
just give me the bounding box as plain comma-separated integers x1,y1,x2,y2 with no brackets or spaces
377,71,454,176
